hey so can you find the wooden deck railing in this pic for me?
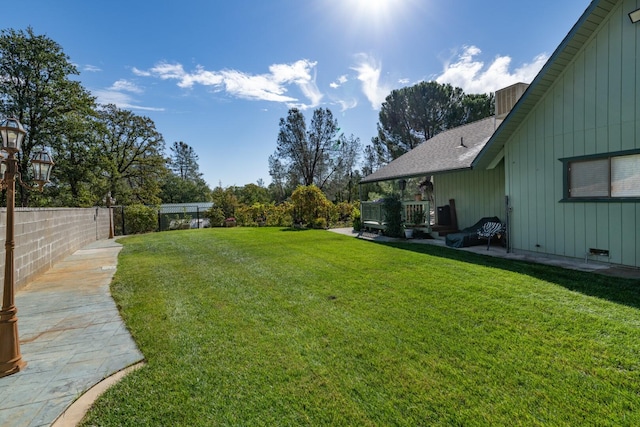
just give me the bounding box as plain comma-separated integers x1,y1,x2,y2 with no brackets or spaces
360,200,431,231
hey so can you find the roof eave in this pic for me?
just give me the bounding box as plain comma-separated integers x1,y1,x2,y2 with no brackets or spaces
359,166,473,185
472,0,617,170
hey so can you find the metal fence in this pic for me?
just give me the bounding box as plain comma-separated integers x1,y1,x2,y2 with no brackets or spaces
158,205,212,232
109,204,214,235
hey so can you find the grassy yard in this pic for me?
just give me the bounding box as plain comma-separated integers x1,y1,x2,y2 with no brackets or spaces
82,228,640,426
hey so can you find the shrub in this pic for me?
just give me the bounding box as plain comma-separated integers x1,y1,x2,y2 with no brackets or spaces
267,202,293,227
290,185,333,228
382,195,403,238
231,202,292,227
311,217,327,229
124,204,158,234
336,201,355,222
352,207,361,231
204,207,226,227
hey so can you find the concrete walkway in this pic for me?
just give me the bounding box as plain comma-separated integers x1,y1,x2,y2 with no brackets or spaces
329,228,640,280
0,239,144,427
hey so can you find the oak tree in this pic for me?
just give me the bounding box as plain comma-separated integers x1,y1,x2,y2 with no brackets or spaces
0,27,95,205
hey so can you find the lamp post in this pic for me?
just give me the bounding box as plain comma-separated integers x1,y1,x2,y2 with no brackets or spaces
0,118,54,378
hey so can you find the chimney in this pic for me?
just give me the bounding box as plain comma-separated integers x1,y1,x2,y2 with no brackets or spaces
495,82,529,119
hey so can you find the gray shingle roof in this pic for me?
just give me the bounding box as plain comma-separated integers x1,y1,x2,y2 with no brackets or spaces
361,117,502,184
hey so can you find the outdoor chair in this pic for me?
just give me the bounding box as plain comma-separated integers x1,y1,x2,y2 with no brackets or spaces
477,222,504,250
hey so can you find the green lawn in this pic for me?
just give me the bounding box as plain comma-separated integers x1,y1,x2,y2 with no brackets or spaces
82,228,640,426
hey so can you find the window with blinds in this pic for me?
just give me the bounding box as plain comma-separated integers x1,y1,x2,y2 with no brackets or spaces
564,151,640,200
569,158,609,197
611,154,640,197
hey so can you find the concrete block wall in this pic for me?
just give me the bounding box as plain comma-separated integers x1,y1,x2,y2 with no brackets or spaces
0,207,112,290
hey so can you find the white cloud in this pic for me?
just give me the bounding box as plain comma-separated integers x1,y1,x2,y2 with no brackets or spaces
110,79,143,94
131,67,151,77
336,98,358,112
330,75,348,89
83,65,102,72
92,89,164,112
134,59,323,109
351,54,390,110
436,45,549,93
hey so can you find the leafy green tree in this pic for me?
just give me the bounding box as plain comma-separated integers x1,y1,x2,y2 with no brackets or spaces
210,186,238,219
0,27,95,205
234,183,271,205
373,81,493,163
160,174,211,203
96,104,167,206
45,111,104,207
462,92,494,123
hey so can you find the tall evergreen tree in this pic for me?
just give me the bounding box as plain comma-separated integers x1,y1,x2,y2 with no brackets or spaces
160,141,211,203
169,141,200,180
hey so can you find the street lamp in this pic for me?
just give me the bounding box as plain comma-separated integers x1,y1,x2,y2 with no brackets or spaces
0,118,54,377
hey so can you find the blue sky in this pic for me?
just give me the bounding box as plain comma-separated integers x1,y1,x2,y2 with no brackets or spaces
3,0,590,188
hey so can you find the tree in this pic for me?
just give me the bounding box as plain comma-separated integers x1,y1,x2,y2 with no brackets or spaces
210,186,238,219
270,107,360,194
169,141,200,180
160,174,211,203
462,92,494,123
160,141,211,203
373,81,493,163
0,27,96,205
321,133,361,202
96,104,167,206
47,111,103,207
268,155,293,203
234,183,271,205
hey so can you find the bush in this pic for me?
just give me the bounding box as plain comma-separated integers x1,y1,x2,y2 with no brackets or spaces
125,204,158,234
231,202,292,227
352,207,361,231
267,202,293,227
204,207,226,227
311,217,327,229
336,201,355,222
290,185,333,228
382,195,403,238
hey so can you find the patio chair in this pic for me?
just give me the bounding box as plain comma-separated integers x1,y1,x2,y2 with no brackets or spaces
477,222,504,250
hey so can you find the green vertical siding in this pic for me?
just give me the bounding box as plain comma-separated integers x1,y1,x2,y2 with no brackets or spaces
434,162,505,229
505,0,640,267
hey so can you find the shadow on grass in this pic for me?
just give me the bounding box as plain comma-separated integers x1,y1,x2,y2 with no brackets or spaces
376,240,640,310
280,227,314,232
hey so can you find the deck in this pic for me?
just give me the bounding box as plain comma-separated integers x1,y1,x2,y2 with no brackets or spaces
360,200,431,233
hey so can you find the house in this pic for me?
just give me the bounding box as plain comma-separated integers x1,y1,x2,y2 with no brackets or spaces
361,0,640,269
